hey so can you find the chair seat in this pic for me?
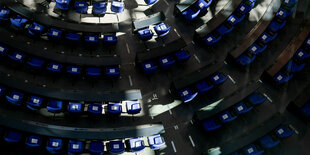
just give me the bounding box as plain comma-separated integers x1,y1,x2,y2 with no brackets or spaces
147,134,165,150
182,8,201,21
234,102,253,114
248,42,267,55
47,100,63,113
87,104,102,114
0,86,6,97
89,141,104,154
282,0,297,8
107,103,122,115
273,71,293,84
85,35,99,43
259,135,280,149
25,135,42,148
202,31,222,46
202,119,221,131
68,102,83,113
108,140,125,154
195,81,214,93
8,51,25,63
104,35,117,45
10,16,28,30
6,91,24,106
276,7,293,19
194,0,212,12
27,57,44,69
159,56,175,69
259,30,278,44
111,1,124,13
106,66,120,78
209,73,228,85
268,18,287,32
219,111,237,123
216,22,234,35
285,60,305,73
75,1,88,14
67,66,81,76
66,33,81,42
93,2,107,15
154,23,171,37
87,67,101,77
26,96,43,110
126,100,141,114
28,22,45,36
243,144,264,155
236,52,256,66
46,138,63,154
47,28,62,40
56,0,71,10
275,125,295,139
0,8,10,21
175,50,192,62
247,92,266,106
142,61,158,74
0,44,8,56
47,62,62,73
294,48,310,61
144,0,158,5
4,131,22,143
126,138,145,153
68,140,83,154
178,88,198,103
301,104,310,116
138,28,154,41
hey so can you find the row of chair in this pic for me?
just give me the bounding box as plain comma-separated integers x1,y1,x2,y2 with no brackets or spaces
181,0,212,21
202,0,256,46
56,0,125,13
202,92,267,132
236,1,295,66
1,127,165,154
137,22,171,41
0,43,120,79
0,85,141,115
231,124,295,155
272,35,310,84
0,8,118,45
178,72,228,103
141,50,192,74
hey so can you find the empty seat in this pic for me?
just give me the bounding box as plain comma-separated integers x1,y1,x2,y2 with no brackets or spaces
47,100,63,113
56,0,71,10
104,35,117,45
107,140,125,154
0,86,6,96
284,60,305,73
247,92,266,106
47,28,63,40
0,44,8,56
27,57,44,69
202,119,222,131
111,1,125,13
47,62,63,73
89,141,104,154
25,135,42,149
236,0,255,15
0,8,10,21
234,102,253,114
304,36,310,48
126,138,145,152
219,111,237,123
68,140,83,154
175,50,192,62
194,0,212,12
126,100,141,114
273,71,293,84
236,51,256,66
144,0,158,5
28,22,45,36
6,91,24,106
66,33,81,42
202,31,222,46
159,56,175,69
68,102,83,114
87,103,103,115
138,28,154,41
106,66,120,78
300,104,310,116
87,67,101,78
93,2,107,15
147,134,165,150
274,125,295,139
26,96,43,111
216,22,234,35
282,0,297,8
195,81,214,93
227,13,245,26
178,88,198,103
276,7,293,19
248,42,267,55
107,102,122,115
242,144,264,155
182,8,201,21
259,135,280,149
10,16,28,30
141,61,158,74
3,130,22,143
209,73,228,85
85,35,99,44
8,51,25,63
154,23,171,37
75,1,88,14
268,17,287,32
46,138,63,154
67,65,81,76
259,29,278,44
294,48,310,61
